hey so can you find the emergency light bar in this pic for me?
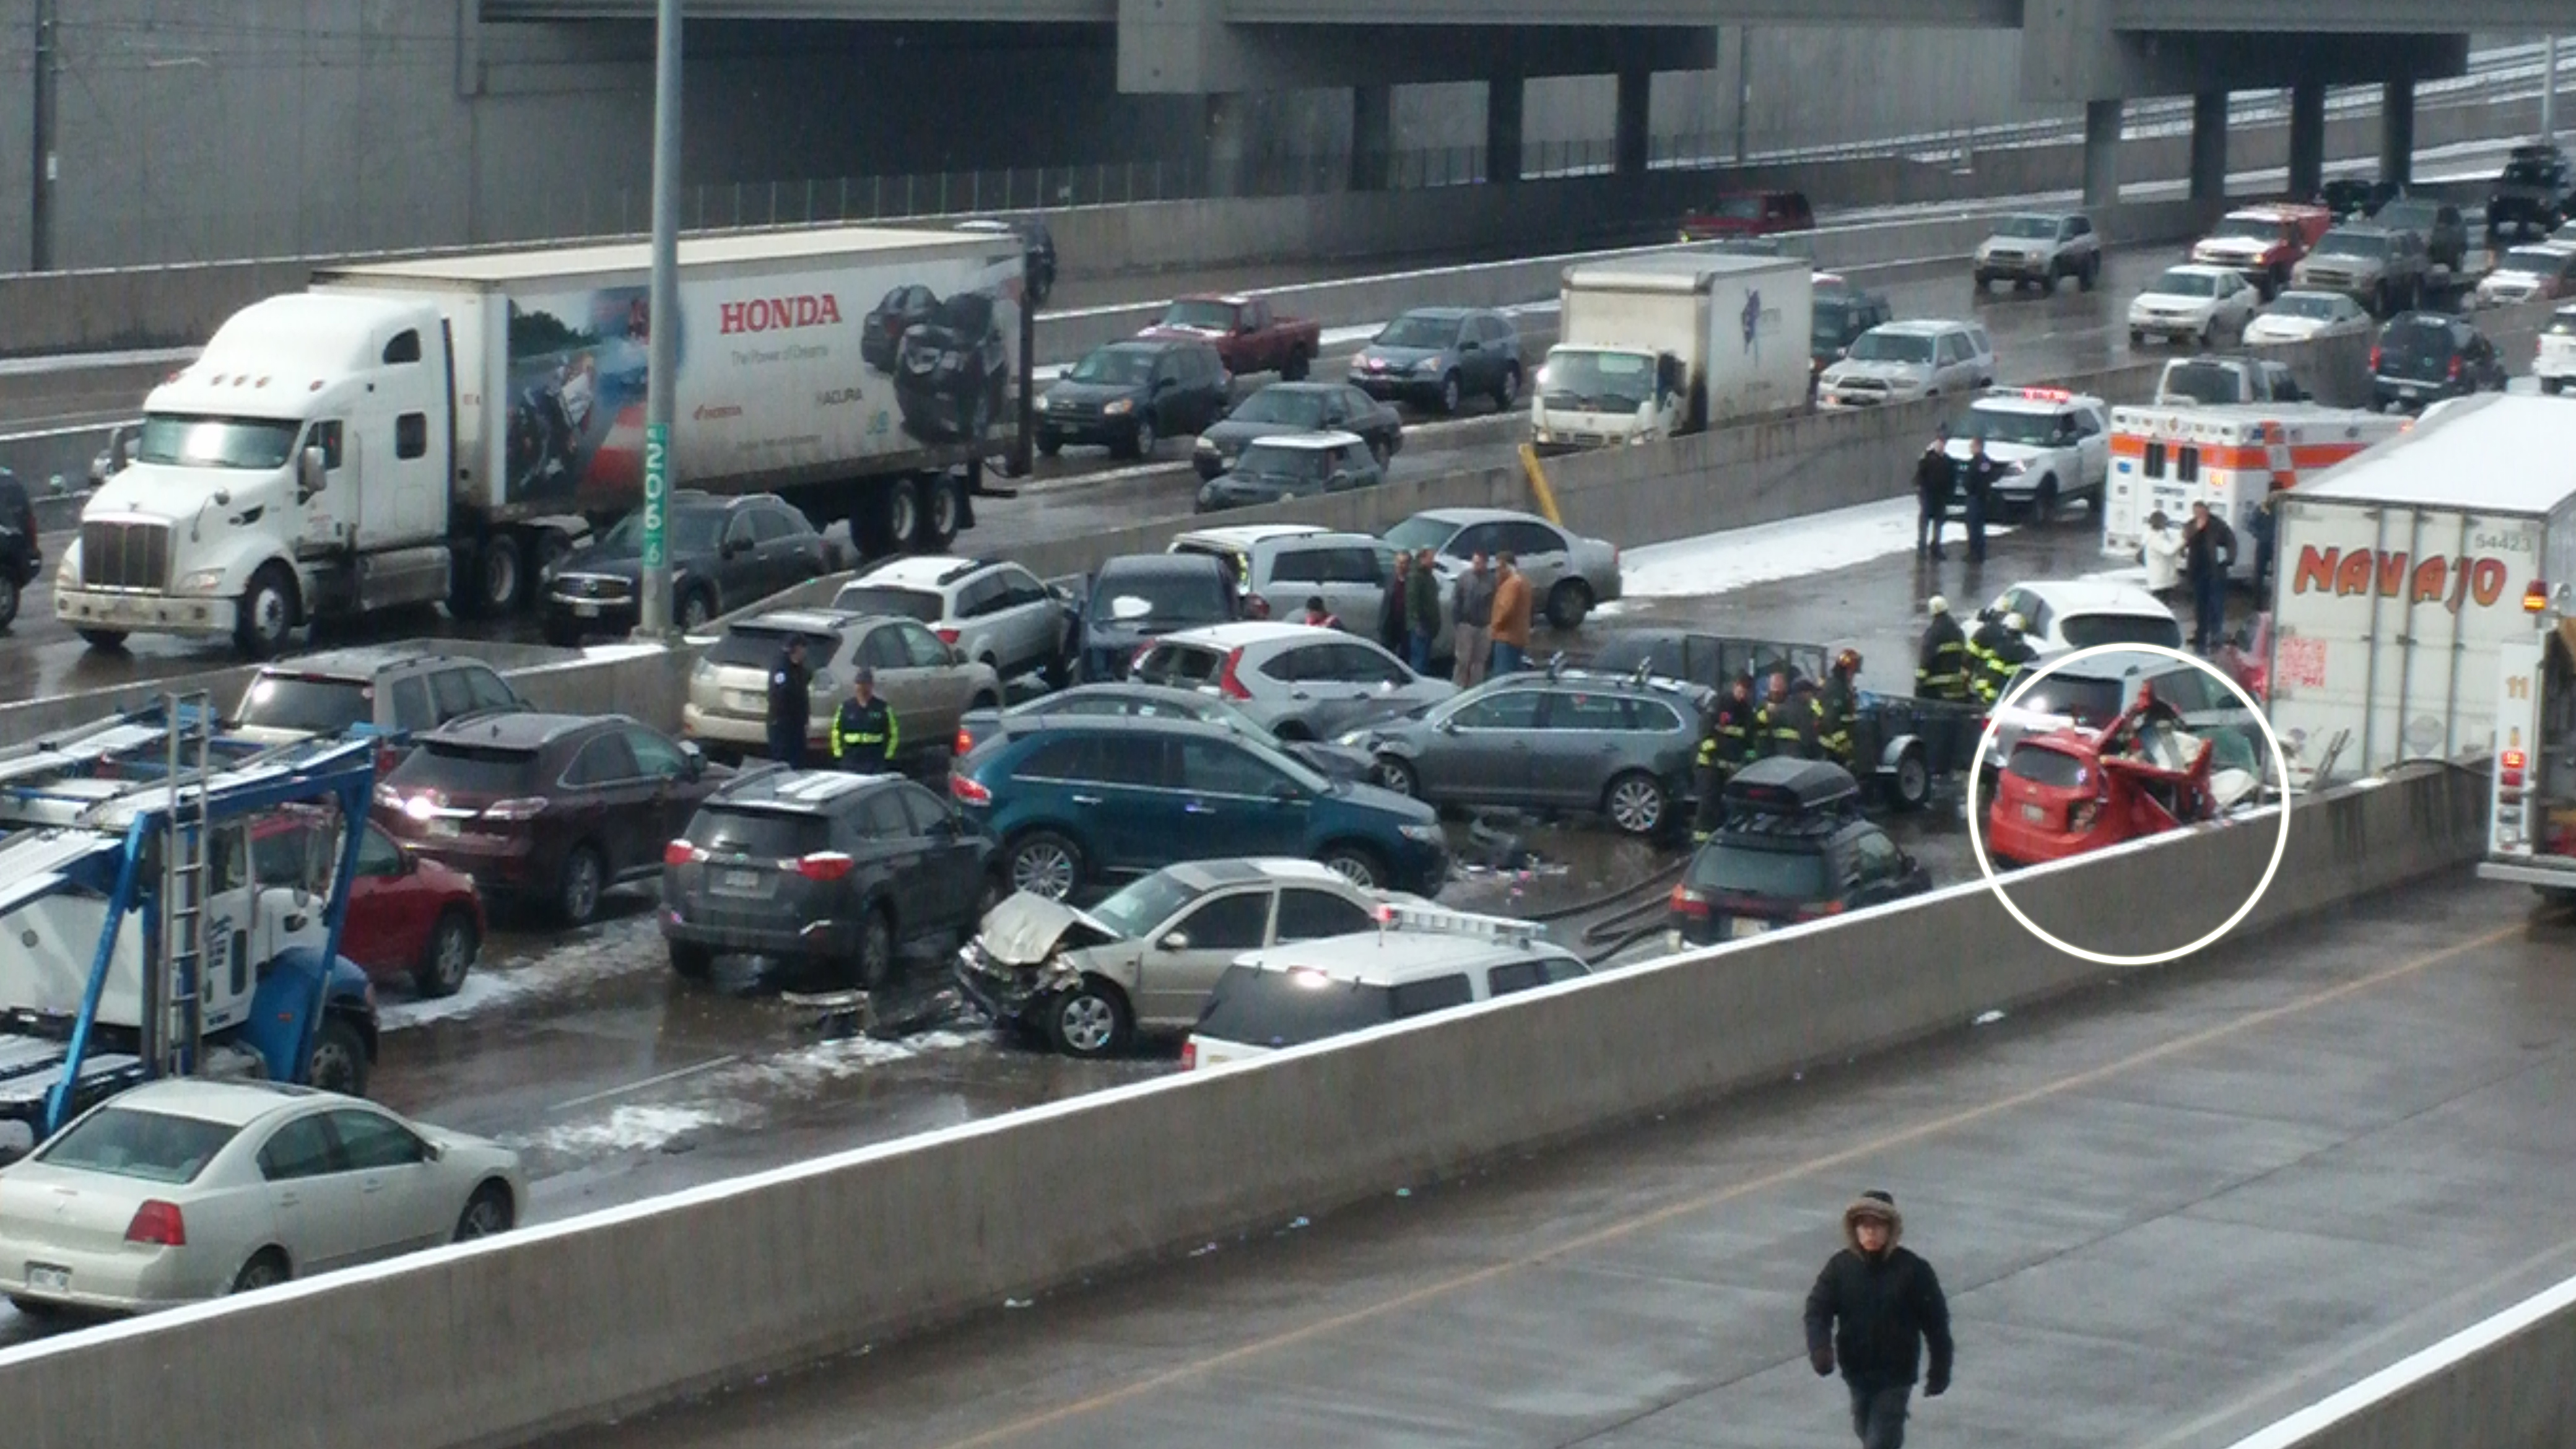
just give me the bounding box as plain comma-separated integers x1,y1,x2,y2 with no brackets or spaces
1372,901,1546,947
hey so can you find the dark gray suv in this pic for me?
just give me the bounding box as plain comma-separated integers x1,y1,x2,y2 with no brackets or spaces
1346,307,1524,415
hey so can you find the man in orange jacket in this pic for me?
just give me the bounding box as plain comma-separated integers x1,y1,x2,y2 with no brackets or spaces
1488,552,1533,676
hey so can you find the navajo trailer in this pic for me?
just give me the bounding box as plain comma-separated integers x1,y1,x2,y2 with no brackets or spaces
58,224,1034,657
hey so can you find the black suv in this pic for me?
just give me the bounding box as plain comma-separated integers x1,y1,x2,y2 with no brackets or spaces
0,469,37,631
2489,142,2575,242
1668,759,1930,947
662,766,999,989
543,490,835,642
1076,553,1244,682
1038,339,1232,460
895,290,1011,445
1811,277,1894,399
2372,312,2508,414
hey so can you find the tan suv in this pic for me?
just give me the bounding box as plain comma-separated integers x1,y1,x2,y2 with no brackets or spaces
684,607,1002,774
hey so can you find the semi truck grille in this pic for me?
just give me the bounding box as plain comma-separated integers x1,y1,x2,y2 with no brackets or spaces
81,520,171,591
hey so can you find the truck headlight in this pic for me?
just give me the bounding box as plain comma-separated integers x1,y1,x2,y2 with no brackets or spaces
176,568,227,595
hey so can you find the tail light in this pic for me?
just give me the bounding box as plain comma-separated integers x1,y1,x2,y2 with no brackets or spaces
935,627,960,646
664,839,704,867
1668,884,1710,920
125,1200,186,1247
2369,345,2383,372
1792,900,1848,923
953,728,973,757
1180,1040,1198,1070
2526,581,2550,614
1216,647,1253,701
951,773,992,805
2504,749,2528,790
2448,354,2463,380
793,851,856,882
484,798,549,822
375,743,399,778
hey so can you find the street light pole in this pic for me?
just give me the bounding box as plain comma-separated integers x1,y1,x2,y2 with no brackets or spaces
638,0,682,638
2546,35,2561,144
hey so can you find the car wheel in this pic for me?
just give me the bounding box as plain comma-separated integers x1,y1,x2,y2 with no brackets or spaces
76,628,129,651
1603,772,1669,837
1494,366,1520,410
882,478,922,557
307,1016,369,1097
2548,378,2566,396
235,564,298,659
669,939,713,980
2196,320,2215,350
1007,831,1083,901
2034,477,2059,525
853,907,895,992
1281,350,1312,381
1546,578,1592,631
229,1250,290,1296
1438,372,1462,416
1318,844,1387,889
2079,257,2099,292
453,1183,515,1242
1048,978,1132,1059
0,572,18,632
676,586,715,633
1373,755,1419,798
1892,749,1931,811
1370,437,1392,468
1126,415,1157,462
1975,275,1992,295
556,845,606,926
480,533,524,615
412,909,478,999
2128,328,2144,348
1037,432,1064,458
917,476,962,552
543,616,584,648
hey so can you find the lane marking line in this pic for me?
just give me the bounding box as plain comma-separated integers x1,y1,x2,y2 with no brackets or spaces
548,1055,740,1114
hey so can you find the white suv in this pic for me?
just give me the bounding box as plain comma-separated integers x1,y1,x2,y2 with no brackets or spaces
1972,212,2102,294
1944,388,2111,521
832,555,1077,687
1816,320,1996,407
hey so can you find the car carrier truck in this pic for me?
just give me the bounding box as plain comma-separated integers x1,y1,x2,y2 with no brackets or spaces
57,224,1035,658
1531,253,1811,450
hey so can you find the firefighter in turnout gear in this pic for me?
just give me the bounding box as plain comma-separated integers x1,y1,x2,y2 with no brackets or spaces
1915,596,1970,703
1818,650,1862,767
830,666,899,768
1757,670,1824,760
1693,675,1759,843
1967,611,2035,706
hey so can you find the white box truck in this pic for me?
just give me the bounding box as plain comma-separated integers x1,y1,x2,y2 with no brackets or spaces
57,224,1032,657
2267,394,2576,787
1530,253,1811,450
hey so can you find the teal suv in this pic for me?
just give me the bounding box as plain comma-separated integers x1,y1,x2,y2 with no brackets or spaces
949,715,1448,901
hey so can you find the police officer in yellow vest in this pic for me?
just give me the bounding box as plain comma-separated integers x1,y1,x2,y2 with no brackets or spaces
830,666,899,769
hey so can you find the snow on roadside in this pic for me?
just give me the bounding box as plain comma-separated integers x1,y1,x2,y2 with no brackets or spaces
1599,496,2016,610
378,915,660,1032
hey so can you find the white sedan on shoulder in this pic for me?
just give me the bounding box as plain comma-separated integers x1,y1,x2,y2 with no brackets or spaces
2242,289,2374,344
2128,264,2261,348
1985,578,2183,653
0,1079,524,1315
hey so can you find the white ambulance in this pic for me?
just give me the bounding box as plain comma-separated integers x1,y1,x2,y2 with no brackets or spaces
2102,402,2409,578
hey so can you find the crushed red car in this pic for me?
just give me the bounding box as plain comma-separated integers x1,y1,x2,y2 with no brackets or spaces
1985,689,2226,869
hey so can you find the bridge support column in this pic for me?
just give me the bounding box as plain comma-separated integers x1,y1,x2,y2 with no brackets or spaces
1204,93,1248,198
1487,75,1524,183
2190,90,2228,202
2380,78,2415,186
1616,69,1651,178
2287,82,2327,199
1351,84,1394,192
2082,98,2121,211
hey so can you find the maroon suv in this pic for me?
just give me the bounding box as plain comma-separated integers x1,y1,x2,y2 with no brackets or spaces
374,712,731,925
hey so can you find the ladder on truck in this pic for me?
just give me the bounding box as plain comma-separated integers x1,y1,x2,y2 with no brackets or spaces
152,692,215,1080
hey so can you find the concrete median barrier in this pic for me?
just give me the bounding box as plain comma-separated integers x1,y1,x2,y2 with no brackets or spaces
0,751,2484,1449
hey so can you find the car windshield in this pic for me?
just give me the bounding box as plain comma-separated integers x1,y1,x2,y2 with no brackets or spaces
1085,870,1204,939
1538,348,1655,407
134,413,302,471
1382,516,1460,555
1196,965,1395,1047
1090,570,1231,625
2268,293,2344,320
2502,248,2569,275
1690,841,1831,900
1162,299,1239,331
686,806,829,858
2378,203,2435,227
707,625,840,668
1995,215,2058,240
2211,216,2282,243
2152,269,2219,297
830,585,944,622
236,674,371,733
2008,741,2094,790
599,508,726,557
1067,349,1157,385
1845,331,1934,364
35,1105,238,1184
1374,314,1458,349
2315,230,2387,258
1966,408,2066,447
2000,671,2126,726
1702,194,1764,219
2551,311,2576,336
1228,389,1331,427
2505,158,2563,186
388,741,541,796
1234,443,1329,480
2160,360,2247,404
1812,300,1874,350
2061,612,2185,650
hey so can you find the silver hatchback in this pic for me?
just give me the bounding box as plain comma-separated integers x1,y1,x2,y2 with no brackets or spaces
1132,622,1455,743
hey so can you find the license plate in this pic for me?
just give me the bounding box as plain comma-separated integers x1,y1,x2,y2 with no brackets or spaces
573,601,602,617
719,869,760,892
427,819,460,838
726,691,764,712
2021,803,2047,822
2398,386,2420,399
25,1263,68,1293
1729,917,1769,939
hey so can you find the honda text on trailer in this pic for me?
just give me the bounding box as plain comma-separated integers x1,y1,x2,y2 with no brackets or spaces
2268,396,2576,788
2102,402,2408,577
56,225,1035,658
0,698,383,1158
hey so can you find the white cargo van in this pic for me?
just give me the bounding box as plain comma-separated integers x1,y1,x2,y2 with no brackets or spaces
1531,253,1811,448
2268,394,2576,786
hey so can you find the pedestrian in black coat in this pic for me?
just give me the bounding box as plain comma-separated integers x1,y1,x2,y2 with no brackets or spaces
2184,501,2238,652
1957,440,2005,564
1914,427,1956,561
1806,1190,1954,1449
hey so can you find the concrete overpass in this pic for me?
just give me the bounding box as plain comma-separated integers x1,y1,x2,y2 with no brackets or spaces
478,1,2567,206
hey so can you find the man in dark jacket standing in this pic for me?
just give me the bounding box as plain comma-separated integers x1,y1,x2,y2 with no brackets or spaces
1406,547,1442,674
766,635,812,768
1957,438,2005,564
1914,428,1956,562
2184,501,2238,653
1452,551,1497,687
1806,1190,1953,1449
1380,552,1412,658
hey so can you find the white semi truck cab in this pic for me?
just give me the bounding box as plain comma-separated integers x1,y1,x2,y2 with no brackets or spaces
57,294,459,657
1530,345,1690,448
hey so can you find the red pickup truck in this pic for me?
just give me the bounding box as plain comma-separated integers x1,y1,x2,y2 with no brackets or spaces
1139,294,1321,380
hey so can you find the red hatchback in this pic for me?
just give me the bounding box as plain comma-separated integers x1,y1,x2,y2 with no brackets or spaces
253,812,485,997
1985,695,2218,869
